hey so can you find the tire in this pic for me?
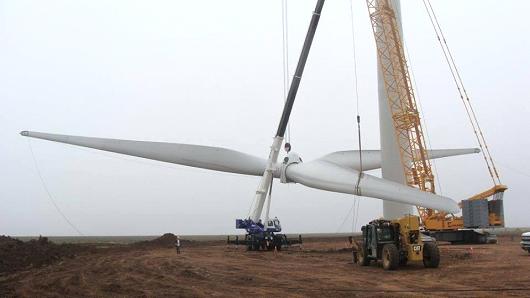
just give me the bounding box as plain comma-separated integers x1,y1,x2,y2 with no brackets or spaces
423,242,440,268
358,246,370,266
399,255,408,266
246,235,252,251
250,236,260,251
271,236,282,251
382,244,399,270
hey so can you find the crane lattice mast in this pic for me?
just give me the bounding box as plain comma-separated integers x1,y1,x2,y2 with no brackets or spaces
366,0,435,220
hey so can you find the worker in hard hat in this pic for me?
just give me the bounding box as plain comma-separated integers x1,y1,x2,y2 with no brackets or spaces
175,236,181,254
349,236,359,263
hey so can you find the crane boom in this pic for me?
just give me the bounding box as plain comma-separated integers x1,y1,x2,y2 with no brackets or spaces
366,0,435,220
249,0,325,222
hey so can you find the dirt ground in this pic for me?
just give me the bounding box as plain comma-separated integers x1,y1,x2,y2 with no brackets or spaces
1,235,529,297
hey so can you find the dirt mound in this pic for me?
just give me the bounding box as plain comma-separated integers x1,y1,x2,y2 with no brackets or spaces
0,235,87,275
134,233,194,248
150,233,179,246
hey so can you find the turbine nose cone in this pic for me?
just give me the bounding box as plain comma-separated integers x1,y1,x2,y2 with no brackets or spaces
20,131,29,136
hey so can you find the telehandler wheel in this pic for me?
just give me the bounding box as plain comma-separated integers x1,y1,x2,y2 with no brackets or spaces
399,256,408,266
382,244,399,270
423,242,440,268
358,246,370,266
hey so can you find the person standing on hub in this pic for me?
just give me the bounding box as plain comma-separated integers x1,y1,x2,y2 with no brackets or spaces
175,236,181,254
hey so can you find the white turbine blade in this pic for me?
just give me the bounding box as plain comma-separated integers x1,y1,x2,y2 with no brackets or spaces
20,131,267,176
319,148,480,171
285,160,460,213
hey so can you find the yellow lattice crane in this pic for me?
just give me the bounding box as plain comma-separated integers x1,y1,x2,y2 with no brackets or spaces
366,0,507,236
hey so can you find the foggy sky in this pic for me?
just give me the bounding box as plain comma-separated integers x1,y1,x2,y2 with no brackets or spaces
1,0,529,236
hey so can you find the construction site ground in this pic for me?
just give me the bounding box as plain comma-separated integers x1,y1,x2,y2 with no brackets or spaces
1,234,529,297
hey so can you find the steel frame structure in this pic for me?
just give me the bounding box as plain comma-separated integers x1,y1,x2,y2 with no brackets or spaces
367,0,435,220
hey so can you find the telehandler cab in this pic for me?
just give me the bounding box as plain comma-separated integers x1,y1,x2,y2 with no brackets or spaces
357,215,440,270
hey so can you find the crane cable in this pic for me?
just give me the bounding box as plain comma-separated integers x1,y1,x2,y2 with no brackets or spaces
335,0,362,233
422,0,501,185
349,0,361,232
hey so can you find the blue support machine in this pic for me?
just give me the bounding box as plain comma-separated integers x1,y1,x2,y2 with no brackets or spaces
228,0,324,251
229,218,301,251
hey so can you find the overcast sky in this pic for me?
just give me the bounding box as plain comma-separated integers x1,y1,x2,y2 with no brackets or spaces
1,0,529,236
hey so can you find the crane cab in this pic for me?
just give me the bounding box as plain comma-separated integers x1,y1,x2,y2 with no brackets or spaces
265,217,282,233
